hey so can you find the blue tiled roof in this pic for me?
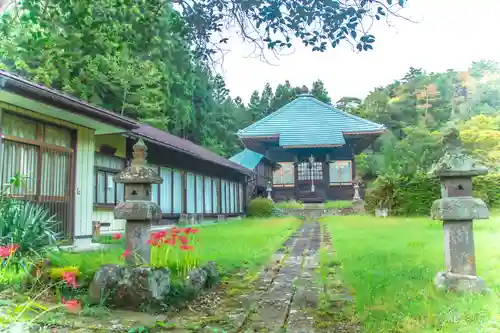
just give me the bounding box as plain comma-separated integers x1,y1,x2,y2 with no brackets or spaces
229,149,264,170
237,94,385,147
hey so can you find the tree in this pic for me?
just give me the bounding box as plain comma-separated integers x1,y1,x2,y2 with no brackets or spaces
336,96,362,113
259,83,274,117
311,80,331,104
0,0,198,134
174,0,410,62
248,90,263,122
271,80,296,111
212,74,230,103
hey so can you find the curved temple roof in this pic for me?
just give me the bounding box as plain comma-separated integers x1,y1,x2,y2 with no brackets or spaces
237,94,385,147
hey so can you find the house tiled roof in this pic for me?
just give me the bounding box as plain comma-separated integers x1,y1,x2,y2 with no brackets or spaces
132,124,253,176
0,70,252,177
230,149,264,170
0,70,138,130
237,94,385,147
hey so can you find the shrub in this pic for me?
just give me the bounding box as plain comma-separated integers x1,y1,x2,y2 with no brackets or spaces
272,207,286,217
248,198,273,217
0,200,60,257
274,200,304,209
473,173,500,209
324,200,353,209
365,171,440,216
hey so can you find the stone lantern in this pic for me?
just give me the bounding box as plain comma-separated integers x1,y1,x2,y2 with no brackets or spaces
429,127,489,293
266,181,273,202
113,139,163,266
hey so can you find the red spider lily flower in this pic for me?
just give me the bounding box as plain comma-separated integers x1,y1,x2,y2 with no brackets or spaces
0,247,9,258
180,245,194,251
171,227,182,234
152,230,167,240
121,249,131,259
147,239,160,247
112,233,122,240
182,227,193,234
0,244,19,258
190,228,200,234
163,237,176,246
62,271,78,288
61,297,81,313
179,236,189,245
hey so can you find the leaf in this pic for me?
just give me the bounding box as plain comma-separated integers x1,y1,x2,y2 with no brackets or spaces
350,30,357,39
356,43,363,51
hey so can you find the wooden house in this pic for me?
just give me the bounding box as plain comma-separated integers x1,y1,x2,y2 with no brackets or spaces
233,93,385,203
230,148,277,198
0,70,252,247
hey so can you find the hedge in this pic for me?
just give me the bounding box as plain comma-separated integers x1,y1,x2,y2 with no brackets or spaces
366,171,500,216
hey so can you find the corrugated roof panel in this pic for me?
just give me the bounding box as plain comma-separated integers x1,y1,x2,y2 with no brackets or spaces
229,149,264,170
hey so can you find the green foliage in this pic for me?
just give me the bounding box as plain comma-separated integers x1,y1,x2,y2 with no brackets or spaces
324,200,353,209
0,200,60,257
179,0,407,60
473,173,500,208
248,198,274,217
274,200,304,209
365,172,440,216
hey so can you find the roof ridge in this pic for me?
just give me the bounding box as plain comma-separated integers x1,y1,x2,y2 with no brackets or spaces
238,97,301,135
308,97,385,130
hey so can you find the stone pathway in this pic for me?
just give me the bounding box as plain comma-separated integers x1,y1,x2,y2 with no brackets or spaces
175,216,358,333
24,217,357,332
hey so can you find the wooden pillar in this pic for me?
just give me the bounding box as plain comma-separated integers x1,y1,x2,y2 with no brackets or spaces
293,154,299,201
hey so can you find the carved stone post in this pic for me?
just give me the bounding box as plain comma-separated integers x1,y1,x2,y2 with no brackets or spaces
352,183,361,201
429,128,489,293
266,181,273,202
113,139,163,266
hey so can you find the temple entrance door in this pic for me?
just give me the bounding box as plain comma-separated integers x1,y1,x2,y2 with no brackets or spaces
296,160,326,203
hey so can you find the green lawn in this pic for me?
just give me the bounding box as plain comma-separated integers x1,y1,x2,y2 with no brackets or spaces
49,217,301,282
324,213,500,333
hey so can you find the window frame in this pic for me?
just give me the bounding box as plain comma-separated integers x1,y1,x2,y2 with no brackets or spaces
272,162,295,187
328,160,353,186
1,111,75,200
93,153,125,207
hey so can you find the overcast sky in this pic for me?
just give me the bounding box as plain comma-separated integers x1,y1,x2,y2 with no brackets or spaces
218,0,500,103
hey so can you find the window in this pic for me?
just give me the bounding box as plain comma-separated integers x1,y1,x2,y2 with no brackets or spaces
94,153,125,205
186,172,195,214
212,178,219,214
196,174,203,213
298,162,323,181
238,183,244,213
221,180,227,213
273,162,294,186
204,177,212,214
329,161,353,185
1,113,74,198
160,167,172,213
173,170,182,214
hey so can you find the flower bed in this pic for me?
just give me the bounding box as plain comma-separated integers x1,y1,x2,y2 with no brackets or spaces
0,217,300,330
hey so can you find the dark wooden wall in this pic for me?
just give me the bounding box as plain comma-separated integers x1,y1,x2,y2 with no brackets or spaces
126,138,248,221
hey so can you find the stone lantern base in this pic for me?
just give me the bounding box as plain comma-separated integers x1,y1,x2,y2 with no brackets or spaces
434,272,489,293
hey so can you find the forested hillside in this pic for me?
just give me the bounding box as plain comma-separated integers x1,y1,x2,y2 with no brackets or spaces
0,1,498,183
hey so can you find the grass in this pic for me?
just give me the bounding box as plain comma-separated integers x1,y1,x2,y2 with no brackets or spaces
49,217,301,281
324,200,353,209
323,213,500,333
